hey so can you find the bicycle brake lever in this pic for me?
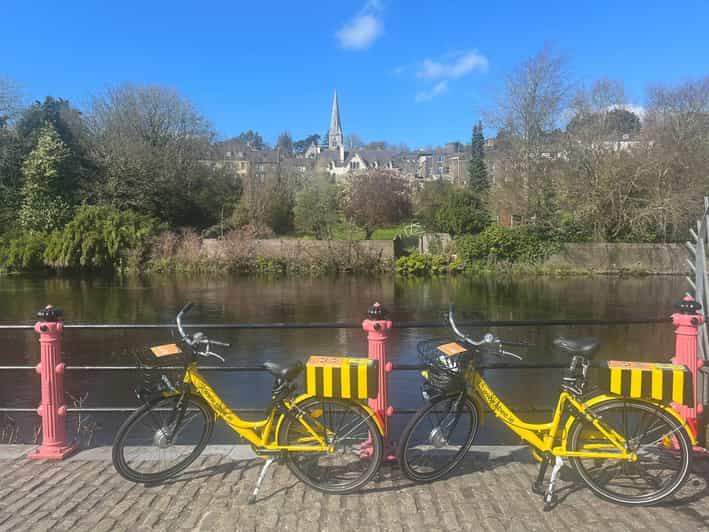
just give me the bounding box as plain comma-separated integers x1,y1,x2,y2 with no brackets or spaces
204,351,225,363
502,350,523,360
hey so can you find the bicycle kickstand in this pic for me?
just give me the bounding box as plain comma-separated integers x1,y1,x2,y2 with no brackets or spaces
248,457,276,504
531,456,549,495
543,456,564,511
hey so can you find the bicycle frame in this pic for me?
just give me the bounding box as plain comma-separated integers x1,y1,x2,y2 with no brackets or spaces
178,363,331,452
465,366,697,459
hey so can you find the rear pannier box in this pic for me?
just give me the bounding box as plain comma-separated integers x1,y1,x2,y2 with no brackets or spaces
598,361,693,406
306,356,379,400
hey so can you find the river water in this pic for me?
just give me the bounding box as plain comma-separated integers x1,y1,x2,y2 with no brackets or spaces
0,274,688,445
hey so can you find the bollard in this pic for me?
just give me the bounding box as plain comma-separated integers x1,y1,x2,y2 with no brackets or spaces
362,302,395,460
28,305,78,460
671,296,705,444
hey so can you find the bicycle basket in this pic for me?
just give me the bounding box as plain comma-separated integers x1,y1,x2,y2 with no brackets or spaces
133,345,184,397
417,338,470,392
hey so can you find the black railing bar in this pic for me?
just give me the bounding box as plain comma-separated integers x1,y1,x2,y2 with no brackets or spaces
0,363,570,372
0,317,672,331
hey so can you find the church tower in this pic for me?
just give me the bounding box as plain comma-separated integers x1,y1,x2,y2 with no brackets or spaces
327,90,344,152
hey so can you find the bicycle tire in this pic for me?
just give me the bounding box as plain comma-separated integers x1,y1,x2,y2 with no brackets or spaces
112,394,214,484
568,398,692,505
398,393,479,482
279,397,383,494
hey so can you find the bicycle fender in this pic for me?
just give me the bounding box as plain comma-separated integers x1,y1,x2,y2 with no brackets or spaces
563,393,697,446
273,393,384,441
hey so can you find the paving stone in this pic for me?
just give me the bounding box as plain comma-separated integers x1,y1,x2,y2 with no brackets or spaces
2,449,709,531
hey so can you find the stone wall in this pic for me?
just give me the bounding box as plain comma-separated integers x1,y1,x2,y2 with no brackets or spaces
203,238,395,267
543,243,690,274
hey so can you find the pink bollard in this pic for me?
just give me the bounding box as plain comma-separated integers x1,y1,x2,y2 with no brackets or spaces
28,305,78,460
670,296,705,444
362,302,395,460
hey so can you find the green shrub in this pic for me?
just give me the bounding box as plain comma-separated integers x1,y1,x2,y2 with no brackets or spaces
43,204,159,271
0,232,48,272
395,252,463,276
455,225,559,266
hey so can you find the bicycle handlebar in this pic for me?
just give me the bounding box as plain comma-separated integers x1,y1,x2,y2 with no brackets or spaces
175,302,231,361
447,304,522,360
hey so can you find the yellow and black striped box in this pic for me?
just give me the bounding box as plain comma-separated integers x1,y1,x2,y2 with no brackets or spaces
598,361,693,406
306,356,379,400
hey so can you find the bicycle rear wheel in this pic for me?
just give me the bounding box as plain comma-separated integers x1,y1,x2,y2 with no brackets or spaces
279,397,382,494
568,398,692,505
112,394,213,484
398,393,479,482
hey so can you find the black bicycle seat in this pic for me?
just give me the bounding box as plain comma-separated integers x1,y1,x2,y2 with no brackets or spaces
263,361,304,382
553,337,600,358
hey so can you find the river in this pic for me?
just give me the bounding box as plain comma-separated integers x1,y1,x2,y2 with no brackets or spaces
0,274,688,445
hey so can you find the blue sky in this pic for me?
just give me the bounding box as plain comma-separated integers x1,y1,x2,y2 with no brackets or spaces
2,0,708,148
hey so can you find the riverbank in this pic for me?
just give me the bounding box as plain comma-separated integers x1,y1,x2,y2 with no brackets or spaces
1,445,708,531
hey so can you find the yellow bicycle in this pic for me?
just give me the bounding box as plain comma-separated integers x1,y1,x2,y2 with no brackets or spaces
398,305,695,509
112,303,384,502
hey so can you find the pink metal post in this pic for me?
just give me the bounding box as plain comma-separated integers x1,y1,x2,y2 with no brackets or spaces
362,302,395,459
28,306,78,460
671,296,705,443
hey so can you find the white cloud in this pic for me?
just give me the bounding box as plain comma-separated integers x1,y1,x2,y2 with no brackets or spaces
417,51,488,80
415,81,448,103
336,2,384,50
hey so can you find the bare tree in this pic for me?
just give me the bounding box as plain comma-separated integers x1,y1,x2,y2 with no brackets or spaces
0,76,22,123
487,46,572,234
345,133,363,150
89,84,219,226
342,170,410,238
492,45,572,149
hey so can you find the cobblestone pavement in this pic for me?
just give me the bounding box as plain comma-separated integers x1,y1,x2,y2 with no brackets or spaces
1,445,708,531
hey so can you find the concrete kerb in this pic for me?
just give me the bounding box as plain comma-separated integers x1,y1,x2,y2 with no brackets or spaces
0,444,530,462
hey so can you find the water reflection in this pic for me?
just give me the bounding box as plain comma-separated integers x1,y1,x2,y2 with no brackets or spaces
0,274,686,444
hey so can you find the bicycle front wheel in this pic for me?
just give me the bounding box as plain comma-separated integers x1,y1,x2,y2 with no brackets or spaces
398,393,479,482
279,397,383,494
112,394,214,484
568,398,692,505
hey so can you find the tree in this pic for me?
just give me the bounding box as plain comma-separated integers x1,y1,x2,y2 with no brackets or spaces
468,121,488,194
0,76,22,125
492,45,572,148
294,134,321,155
342,171,410,238
15,97,97,203
90,83,228,228
488,45,572,234
345,133,363,150
232,174,294,234
434,188,488,236
293,177,339,239
19,124,73,232
276,131,294,157
236,130,266,150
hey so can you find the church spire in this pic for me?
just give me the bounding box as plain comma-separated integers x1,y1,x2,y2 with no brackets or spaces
328,90,343,151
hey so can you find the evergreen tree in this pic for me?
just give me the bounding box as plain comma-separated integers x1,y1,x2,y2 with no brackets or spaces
19,124,73,232
468,121,488,195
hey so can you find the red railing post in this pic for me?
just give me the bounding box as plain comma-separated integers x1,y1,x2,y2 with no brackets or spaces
362,302,395,460
28,305,78,460
671,296,705,442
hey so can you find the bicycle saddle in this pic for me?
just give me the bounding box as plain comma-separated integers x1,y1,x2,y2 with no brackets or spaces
263,361,304,381
553,337,600,357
